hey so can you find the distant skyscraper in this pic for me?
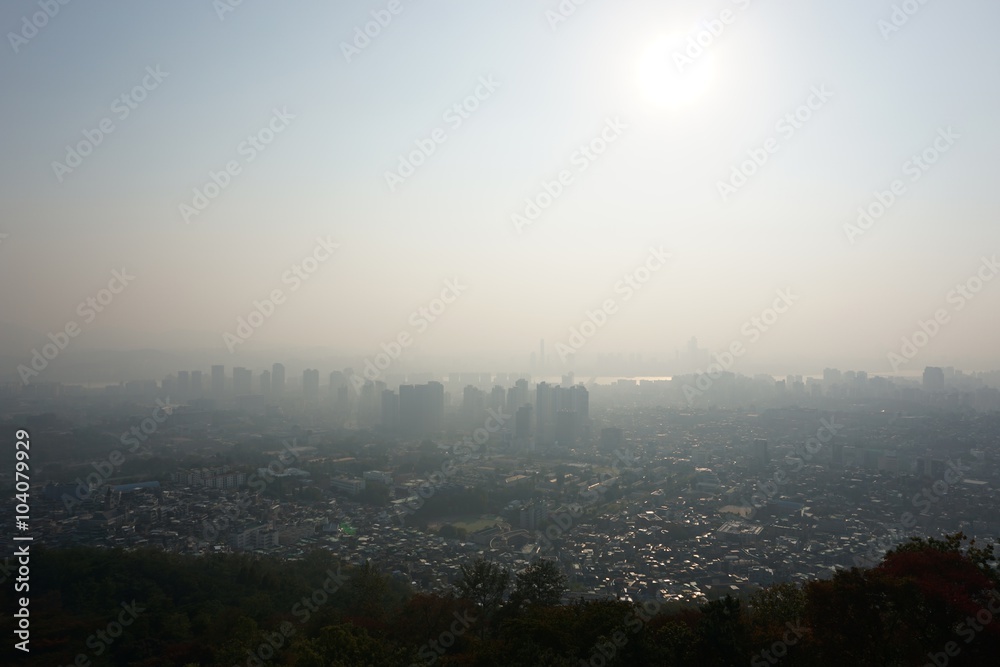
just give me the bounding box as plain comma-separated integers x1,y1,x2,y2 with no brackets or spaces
923,366,945,391
555,410,577,444
191,370,203,394
211,365,225,395
271,363,285,394
233,367,252,395
535,382,555,444
462,385,486,426
489,385,506,413
260,370,271,395
303,369,319,398
515,404,532,439
397,382,444,437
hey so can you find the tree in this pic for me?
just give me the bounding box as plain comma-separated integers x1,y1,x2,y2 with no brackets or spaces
510,559,567,610
455,557,510,637
343,560,391,624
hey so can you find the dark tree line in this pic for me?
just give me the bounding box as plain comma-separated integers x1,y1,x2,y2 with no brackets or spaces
1,533,997,666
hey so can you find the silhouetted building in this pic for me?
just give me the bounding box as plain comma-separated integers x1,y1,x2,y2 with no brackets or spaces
303,369,320,398
923,366,945,392
272,363,285,394
515,404,532,439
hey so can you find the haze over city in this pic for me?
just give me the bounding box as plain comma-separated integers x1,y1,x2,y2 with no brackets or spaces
2,0,999,381
4,3,1000,666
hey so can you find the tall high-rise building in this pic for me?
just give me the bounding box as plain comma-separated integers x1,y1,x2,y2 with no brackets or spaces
397,381,444,437
233,367,252,396
303,369,320,398
211,365,225,395
489,385,506,413
507,378,530,413
191,370,203,395
260,370,271,395
462,385,486,427
536,382,588,446
923,366,945,391
555,410,577,444
515,404,532,439
329,370,346,393
271,363,285,394
536,382,555,444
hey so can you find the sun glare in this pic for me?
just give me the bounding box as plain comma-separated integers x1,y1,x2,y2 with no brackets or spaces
637,34,716,109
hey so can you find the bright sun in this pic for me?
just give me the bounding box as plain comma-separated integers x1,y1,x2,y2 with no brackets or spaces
637,35,716,109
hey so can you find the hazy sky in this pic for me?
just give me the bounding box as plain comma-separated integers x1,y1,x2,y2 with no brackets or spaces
2,0,999,376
